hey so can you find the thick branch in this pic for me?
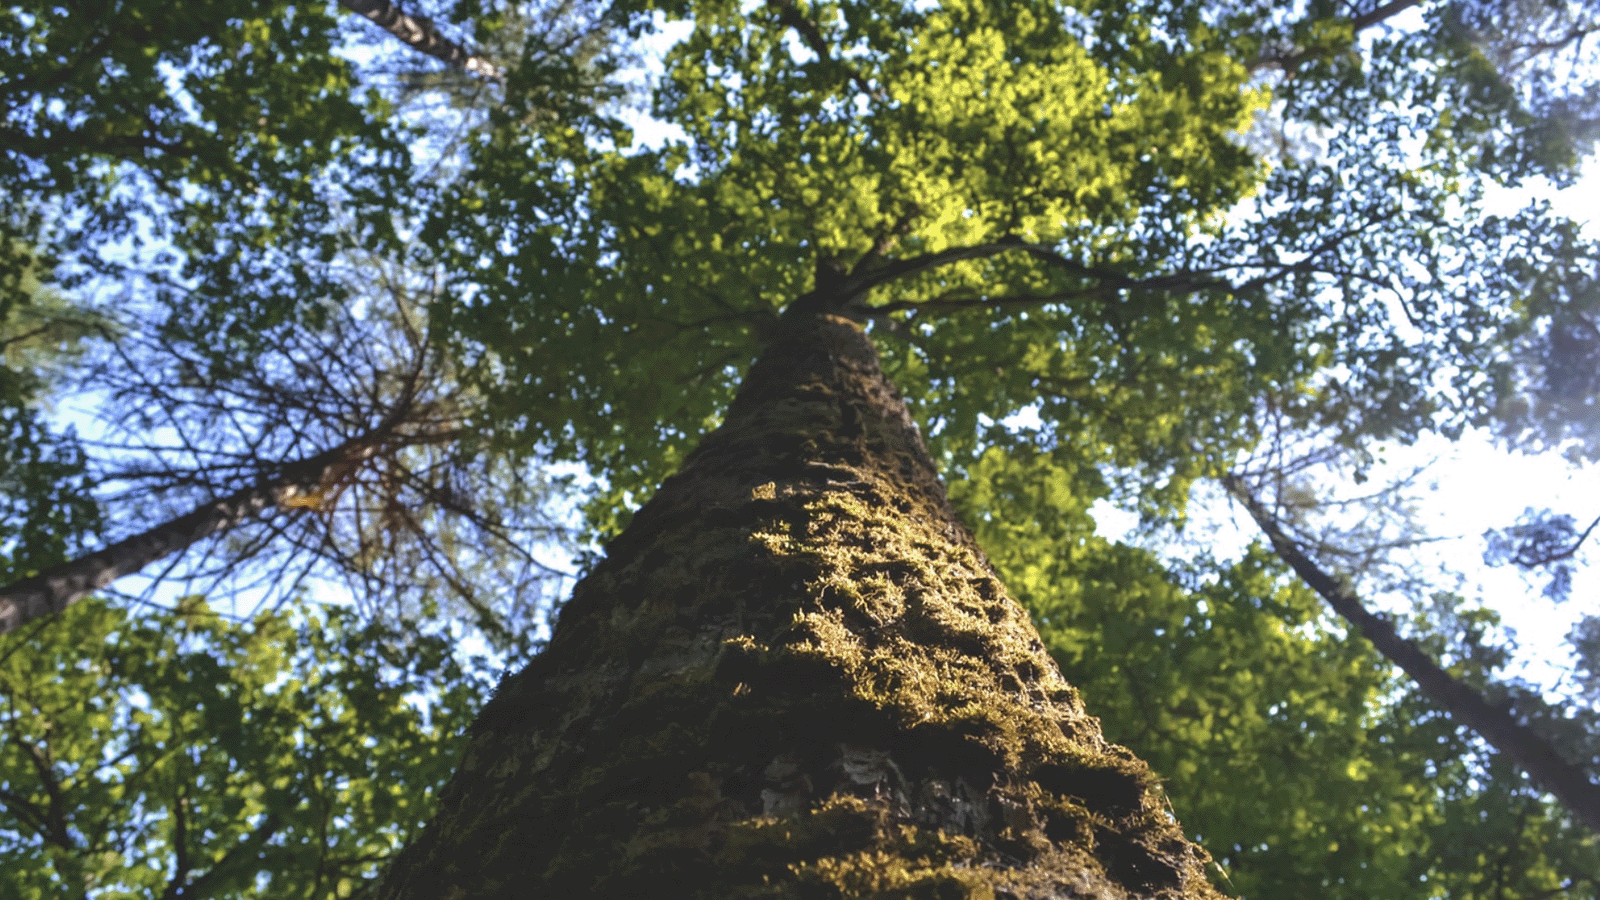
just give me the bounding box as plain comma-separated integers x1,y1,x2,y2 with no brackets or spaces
339,0,503,82
1223,473,1600,836
852,242,1036,297
0,434,387,635
1350,0,1427,33
161,787,192,900
797,239,1233,319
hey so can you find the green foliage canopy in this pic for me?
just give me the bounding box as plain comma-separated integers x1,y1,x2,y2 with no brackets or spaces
4,0,1600,897
0,598,489,900
1,1,413,357
436,0,1600,530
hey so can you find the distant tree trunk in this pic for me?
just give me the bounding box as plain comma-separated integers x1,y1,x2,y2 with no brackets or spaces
377,312,1225,899
0,436,381,635
1224,474,1600,836
338,0,503,81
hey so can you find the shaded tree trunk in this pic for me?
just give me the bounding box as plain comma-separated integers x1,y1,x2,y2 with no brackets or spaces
0,436,381,635
1223,473,1600,836
377,312,1224,899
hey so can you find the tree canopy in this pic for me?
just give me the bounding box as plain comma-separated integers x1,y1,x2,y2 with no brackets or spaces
3,0,1600,897
0,597,489,899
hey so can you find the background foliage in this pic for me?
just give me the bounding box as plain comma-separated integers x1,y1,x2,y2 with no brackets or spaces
0,598,489,900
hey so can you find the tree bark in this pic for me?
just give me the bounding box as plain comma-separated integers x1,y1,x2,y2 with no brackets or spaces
338,0,502,82
1223,473,1600,836
377,312,1226,899
0,437,380,636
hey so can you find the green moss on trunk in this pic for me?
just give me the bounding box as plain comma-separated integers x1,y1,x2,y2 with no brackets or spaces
377,314,1226,900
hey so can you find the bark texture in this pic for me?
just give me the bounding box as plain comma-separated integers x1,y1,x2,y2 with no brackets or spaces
1225,474,1600,836
377,313,1225,899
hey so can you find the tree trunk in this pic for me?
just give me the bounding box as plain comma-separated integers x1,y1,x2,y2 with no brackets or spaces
338,0,503,82
1223,474,1600,836
0,438,379,636
377,312,1225,899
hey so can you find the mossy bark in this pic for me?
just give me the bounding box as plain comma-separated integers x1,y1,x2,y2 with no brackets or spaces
376,313,1227,900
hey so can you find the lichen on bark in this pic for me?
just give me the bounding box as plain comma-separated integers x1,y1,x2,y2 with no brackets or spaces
376,313,1227,900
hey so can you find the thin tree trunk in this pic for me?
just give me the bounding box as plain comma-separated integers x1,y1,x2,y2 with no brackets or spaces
377,312,1226,899
1223,473,1600,836
338,0,503,82
0,437,381,636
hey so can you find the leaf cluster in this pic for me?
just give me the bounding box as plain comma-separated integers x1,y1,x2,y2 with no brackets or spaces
2,0,414,361
0,597,492,900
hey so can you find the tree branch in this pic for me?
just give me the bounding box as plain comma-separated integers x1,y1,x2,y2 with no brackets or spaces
1251,0,1425,73
766,0,881,99
1514,512,1600,568
0,431,394,635
1223,472,1600,837
339,0,503,82
169,812,284,900
0,125,188,160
